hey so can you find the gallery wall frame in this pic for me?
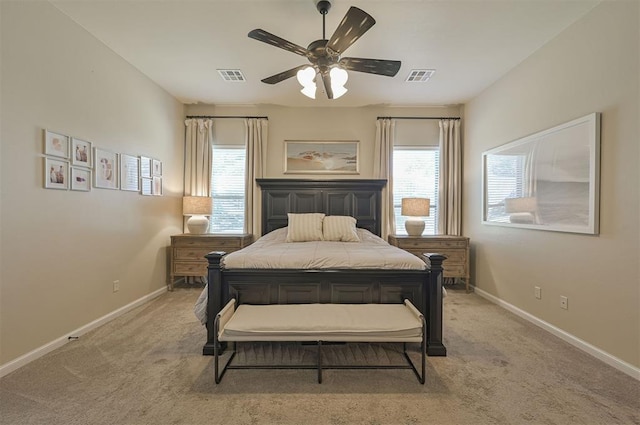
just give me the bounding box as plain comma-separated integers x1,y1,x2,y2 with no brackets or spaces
152,159,162,176
482,112,601,235
44,158,69,190
141,177,153,195
284,140,359,174
70,167,91,191
44,130,70,159
120,153,140,192
71,138,92,168
94,148,118,189
140,156,152,178
152,176,163,196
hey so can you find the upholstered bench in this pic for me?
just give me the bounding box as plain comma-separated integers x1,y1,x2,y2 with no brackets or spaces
213,299,427,384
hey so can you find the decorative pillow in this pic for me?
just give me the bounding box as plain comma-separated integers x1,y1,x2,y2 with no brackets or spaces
285,213,325,242
322,215,360,242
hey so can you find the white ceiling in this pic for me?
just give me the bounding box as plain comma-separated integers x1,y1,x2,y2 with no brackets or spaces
51,0,599,108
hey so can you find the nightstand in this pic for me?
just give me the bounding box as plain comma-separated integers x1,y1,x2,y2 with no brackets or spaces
169,234,252,290
388,234,471,291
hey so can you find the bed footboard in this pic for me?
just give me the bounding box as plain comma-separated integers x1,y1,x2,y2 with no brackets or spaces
203,252,447,357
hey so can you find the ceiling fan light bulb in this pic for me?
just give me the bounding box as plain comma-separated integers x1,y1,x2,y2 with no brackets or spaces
296,67,316,85
330,67,348,85
301,83,316,99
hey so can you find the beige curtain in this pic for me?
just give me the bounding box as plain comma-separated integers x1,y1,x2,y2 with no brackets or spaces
438,119,462,235
374,119,396,240
184,119,213,196
244,118,268,238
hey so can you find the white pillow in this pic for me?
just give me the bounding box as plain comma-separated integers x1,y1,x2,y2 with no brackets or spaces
285,213,325,242
322,215,360,242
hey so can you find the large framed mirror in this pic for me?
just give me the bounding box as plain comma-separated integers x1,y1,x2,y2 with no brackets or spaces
482,113,601,234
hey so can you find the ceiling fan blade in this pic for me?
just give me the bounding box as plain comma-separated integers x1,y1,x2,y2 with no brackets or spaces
326,7,376,55
339,57,401,77
320,72,334,99
261,65,310,85
248,29,309,57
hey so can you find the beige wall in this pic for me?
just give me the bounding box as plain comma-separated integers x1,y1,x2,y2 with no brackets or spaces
0,2,184,365
464,1,639,367
186,104,460,177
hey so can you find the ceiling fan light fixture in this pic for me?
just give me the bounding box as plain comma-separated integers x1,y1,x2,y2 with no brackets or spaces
297,66,317,99
330,66,348,99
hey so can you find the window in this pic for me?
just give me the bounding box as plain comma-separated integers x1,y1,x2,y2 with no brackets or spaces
209,146,246,233
393,147,439,235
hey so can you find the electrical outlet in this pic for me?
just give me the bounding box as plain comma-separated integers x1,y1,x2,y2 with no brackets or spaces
113,280,120,293
534,286,542,299
560,296,568,310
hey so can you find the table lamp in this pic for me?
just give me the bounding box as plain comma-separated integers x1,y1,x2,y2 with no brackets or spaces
401,198,430,236
182,196,212,234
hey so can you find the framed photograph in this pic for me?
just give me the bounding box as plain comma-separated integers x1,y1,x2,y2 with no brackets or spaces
141,177,153,195
120,154,140,192
43,130,70,158
152,159,162,176
70,167,91,191
44,158,69,190
482,112,600,235
140,156,152,178
152,176,163,196
94,148,118,189
71,138,92,168
284,140,359,174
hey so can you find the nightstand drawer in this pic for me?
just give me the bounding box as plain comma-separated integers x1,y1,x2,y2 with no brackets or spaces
400,239,468,249
174,248,215,261
173,261,207,275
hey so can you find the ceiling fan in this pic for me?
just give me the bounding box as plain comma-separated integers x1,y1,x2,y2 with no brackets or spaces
248,0,401,99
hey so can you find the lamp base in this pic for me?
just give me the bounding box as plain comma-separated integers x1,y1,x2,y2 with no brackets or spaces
405,219,425,236
186,215,209,234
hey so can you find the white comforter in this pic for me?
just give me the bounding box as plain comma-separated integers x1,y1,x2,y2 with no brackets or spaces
222,227,427,270
194,227,428,325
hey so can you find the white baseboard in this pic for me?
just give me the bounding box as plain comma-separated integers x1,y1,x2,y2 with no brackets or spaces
473,286,640,381
0,287,167,378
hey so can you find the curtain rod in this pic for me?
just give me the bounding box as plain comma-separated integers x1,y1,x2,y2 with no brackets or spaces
185,115,268,120
377,116,460,120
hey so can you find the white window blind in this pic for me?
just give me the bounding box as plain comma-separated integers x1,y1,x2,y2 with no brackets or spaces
209,146,246,233
484,154,526,222
393,148,439,235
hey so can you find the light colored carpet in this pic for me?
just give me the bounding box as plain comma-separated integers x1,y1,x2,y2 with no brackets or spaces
1,286,638,425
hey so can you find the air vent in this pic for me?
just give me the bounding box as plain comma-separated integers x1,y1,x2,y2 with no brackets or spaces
217,69,246,82
405,69,435,82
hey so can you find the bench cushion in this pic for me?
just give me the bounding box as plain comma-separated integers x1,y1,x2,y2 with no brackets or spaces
220,302,423,343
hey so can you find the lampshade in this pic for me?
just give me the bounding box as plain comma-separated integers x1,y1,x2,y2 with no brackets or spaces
182,196,212,215
330,67,348,99
182,196,212,234
401,198,430,236
401,198,430,217
504,197,537,213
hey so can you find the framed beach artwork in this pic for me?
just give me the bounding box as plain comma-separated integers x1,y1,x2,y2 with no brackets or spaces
70,167,91,191
44,158,69,190
284,140,359,174
120,154,140,192
71,138,92,168
43,130,70,159
94,148,118,189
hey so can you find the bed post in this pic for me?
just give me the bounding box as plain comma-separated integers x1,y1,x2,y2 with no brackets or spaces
423,253,447,356
203,251,226,355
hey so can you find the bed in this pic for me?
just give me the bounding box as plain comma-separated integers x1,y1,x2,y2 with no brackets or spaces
200,179,447,356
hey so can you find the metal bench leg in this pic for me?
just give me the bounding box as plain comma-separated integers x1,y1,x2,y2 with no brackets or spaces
317,341,323,384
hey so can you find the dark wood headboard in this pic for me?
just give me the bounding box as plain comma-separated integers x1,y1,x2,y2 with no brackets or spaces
256,179,387,236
